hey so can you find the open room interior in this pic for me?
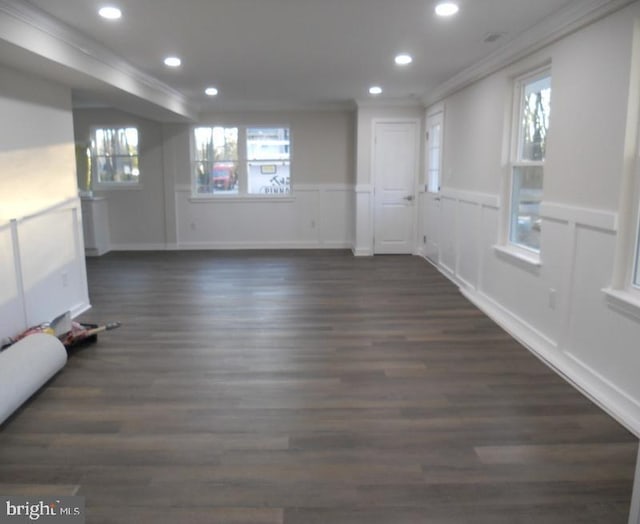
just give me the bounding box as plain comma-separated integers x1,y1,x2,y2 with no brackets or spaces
2,0,640,522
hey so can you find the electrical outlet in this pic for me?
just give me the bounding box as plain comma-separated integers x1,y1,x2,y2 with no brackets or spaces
190,222,196,231
61,271,69,288
423,235,427,244
548,288,556,310
311,220,316,229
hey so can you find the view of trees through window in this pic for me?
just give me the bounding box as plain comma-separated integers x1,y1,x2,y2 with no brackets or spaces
510,73,551,252
193,127,239,195
92,127,139,184
192,126,291,196
520,76,551,161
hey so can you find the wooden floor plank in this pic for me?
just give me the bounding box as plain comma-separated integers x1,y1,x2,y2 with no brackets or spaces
0,251,636,523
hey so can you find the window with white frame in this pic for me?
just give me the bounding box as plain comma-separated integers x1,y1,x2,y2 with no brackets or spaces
426,113,443,193
509,70,551,253
192,126,290,197
91,127,140,186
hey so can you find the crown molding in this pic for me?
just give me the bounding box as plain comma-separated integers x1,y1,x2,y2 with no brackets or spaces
354,98,424,109
0,0,197,119
424,0,635,107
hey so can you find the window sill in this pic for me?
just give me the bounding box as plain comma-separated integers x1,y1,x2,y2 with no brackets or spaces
603,288,640,322
493,244,542,268
189,194,295,203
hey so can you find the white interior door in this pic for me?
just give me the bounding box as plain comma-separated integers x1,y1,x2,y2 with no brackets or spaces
373,121,418,254
424,111,444,263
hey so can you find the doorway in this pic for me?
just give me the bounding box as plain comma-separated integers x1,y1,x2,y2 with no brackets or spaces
372,120,419,254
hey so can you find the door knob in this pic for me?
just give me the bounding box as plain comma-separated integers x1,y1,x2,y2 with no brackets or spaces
404,195,414,201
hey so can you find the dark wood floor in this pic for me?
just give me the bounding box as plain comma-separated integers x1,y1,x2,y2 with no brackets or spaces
1,251,636,523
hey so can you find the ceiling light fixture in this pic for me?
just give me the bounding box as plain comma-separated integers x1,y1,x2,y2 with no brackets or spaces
369,86,383,95
435,2,459,17
98,6,122,20
205,87,219,96
164,56,182,68
395,54,413,66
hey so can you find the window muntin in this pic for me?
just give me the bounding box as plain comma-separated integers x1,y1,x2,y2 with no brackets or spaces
193,127,239,195
91,127,139,185
509,71,551,253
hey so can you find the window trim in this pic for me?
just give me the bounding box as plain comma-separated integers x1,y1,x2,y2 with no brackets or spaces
190,124,292,199
503,66,551,260
90,125,141,190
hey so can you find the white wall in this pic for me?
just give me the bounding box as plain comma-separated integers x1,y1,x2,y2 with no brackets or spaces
73,109,168,249
423,3,640,435
0,65,89,341
74,108,356,250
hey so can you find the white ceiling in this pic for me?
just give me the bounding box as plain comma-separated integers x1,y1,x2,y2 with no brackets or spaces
16,0,583,113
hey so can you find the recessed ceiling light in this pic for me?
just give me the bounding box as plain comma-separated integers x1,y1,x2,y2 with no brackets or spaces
205,87,219,96
435,2,459,17
369,86,383,95
395,54,413,66
164,56,182,68
98,6,122,20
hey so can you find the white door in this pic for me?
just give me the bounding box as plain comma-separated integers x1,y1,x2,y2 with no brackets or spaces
373,121,418,254
424,111,444,263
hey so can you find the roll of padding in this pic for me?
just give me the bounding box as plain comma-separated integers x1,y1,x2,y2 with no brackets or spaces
0,333,67,425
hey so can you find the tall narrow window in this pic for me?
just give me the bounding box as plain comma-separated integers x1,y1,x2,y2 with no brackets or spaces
509,71,551,252
426,113,443,193
91,127,139,186
247,128,291,195
193,127,239,195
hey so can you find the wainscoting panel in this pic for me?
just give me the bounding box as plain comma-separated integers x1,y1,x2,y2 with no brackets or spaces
175,184,354,250
0,198,90,341
419,187,640,435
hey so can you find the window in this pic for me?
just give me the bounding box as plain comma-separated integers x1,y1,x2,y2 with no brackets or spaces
247,128,290,195
509,71,551,253
426,112,443,193
193,127,239,195
192,126,290,197
91,127,139,186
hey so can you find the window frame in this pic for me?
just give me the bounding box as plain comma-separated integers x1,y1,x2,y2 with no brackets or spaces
190,124,292,200
90,126,141,190
505,66,552,261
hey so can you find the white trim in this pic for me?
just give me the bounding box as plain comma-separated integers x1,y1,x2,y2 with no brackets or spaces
109,243,172,252
0,0,197,120
603,287,640,322
178,241,351,250
189,195,295,204
541,201,618,231
493,244,542,268
440,188,500,208
424,0,635,106
355,184,373,194
352,247,373,257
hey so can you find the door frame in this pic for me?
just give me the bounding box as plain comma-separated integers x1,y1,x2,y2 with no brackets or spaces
370,118,421,255
423,106,445,264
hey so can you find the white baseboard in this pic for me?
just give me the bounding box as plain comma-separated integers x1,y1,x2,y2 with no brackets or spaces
459,285,640,437
352,247,373,256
